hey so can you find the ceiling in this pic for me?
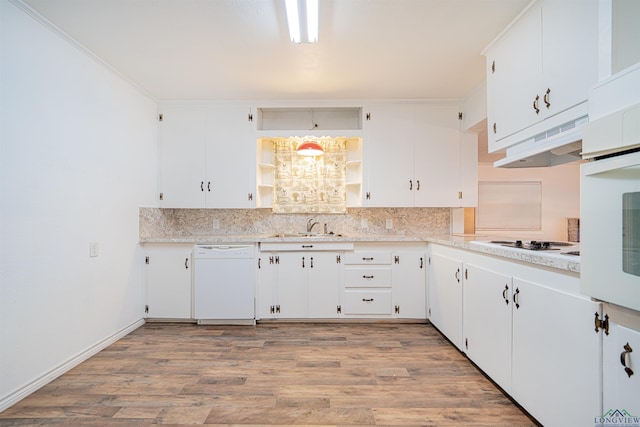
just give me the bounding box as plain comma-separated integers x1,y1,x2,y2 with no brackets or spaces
22,0,530,102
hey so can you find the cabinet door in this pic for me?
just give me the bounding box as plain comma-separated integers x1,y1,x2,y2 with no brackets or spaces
392,251,426,319
276,252,309,318
486,5,542,151
205,106,255,208
413,104,462,207
428,253,463,350
364,104,414,207
541,0,598,117
511,277,602,427
459,132,478,207
158,109,206,207
308,252,341,318
603,322,640,418
145,245,193,319
463,263,512,393
257,254,276,319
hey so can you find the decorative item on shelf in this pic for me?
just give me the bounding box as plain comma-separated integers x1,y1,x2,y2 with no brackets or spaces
297,140,324,156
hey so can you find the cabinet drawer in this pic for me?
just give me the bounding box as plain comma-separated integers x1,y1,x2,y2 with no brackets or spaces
343,290,392,315
344,268,392,288
343,252,392,265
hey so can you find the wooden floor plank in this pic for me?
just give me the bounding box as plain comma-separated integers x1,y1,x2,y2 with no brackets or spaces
0,323,539,426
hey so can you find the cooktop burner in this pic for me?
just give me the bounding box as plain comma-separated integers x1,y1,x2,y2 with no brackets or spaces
499,240,564,251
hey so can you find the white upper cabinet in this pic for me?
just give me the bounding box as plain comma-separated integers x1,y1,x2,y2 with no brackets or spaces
485,0,598,152
364,103,476,207
158,104,255,208
363,104,415,207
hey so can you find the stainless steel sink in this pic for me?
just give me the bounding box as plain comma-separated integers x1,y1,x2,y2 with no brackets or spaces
269,232,347,238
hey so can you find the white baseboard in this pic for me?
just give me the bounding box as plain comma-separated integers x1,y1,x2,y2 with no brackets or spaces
0,318,145,413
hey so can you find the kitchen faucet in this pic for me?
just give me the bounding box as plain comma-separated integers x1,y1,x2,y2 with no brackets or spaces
306,218,319,233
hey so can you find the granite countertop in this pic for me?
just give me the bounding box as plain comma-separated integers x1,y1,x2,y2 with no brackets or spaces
140,234,580,273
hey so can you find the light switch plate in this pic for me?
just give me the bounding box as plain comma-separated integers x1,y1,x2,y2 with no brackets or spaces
89,242,99,257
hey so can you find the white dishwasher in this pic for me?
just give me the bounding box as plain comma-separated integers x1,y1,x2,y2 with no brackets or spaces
193,245,255,325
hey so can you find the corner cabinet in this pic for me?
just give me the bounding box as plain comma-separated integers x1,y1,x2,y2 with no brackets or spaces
363,103,477,207
429,243,603,427
484,0,598,152
143,243,193,320
158,104,256,208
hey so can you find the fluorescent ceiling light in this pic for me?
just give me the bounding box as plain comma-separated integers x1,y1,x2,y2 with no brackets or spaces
285,0,318,43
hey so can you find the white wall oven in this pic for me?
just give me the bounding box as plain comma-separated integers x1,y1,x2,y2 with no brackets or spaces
581,102,640,311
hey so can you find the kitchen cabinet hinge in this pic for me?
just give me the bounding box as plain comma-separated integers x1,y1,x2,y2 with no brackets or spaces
158,113,163,122
337,305,342,314
366,192,371,200
491,60,495,73
248,193,253,201
465,269,468,280
336,255,341,264
465,338,468,350
270,305,275,314
144,304,149,314
595,312,610,335
159,192,164,201
428,256,431,265
394,256,400,264
145,256,149,264
395,305,400,314
275,305,280,313
248,113,253,122
458,112,463,120
458,191,463,200
366,112,371,120
275,256,280,264
269,256,274,264
428,307,431,317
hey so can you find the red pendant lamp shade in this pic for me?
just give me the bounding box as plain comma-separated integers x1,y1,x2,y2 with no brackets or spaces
297,141,324,156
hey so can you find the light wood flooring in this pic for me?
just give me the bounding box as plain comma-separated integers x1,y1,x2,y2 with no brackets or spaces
0,322,539,426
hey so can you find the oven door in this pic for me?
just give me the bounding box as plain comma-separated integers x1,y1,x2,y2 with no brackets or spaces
581,151,640,311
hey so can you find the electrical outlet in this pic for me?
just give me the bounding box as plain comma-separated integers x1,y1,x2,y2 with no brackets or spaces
89,242,99,257
212,219,220,230
386,219,393,229
361,218,368,229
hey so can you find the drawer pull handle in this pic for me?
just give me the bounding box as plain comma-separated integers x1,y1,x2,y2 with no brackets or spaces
621,343,634,378
362,257,374,261
362,298,374,302
302,245,314,248
363,275,374,279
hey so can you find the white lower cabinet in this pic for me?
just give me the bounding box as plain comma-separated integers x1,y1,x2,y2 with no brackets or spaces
427,249,464,350
342,244,427,319
431,244,603,427
510,277,601,427
392,251,427,319
343,250,393,317
257,245,345,319
143,243,193,320
602,312,640,420
463,263,512,392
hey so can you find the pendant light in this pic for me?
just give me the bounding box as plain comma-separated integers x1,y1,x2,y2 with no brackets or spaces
297,141,324,156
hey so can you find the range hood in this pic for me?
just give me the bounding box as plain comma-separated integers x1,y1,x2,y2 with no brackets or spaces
494,115,587,168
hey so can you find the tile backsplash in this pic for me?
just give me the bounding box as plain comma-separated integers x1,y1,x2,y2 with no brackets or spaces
140,207,450,239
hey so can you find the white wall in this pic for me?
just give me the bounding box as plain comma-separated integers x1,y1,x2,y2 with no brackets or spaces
0,1,158,410
477,163,581,241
